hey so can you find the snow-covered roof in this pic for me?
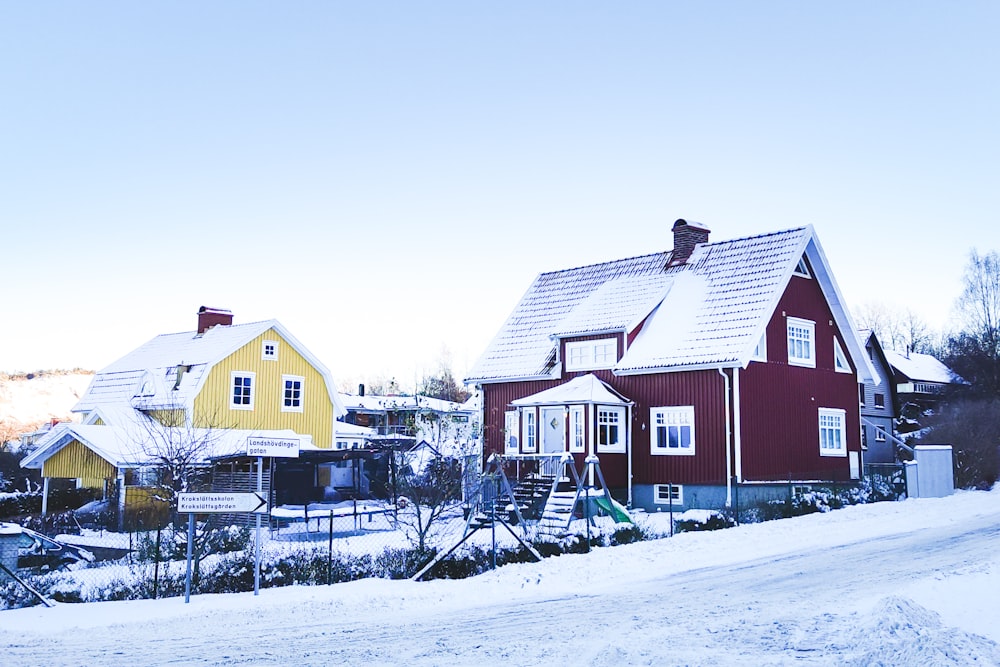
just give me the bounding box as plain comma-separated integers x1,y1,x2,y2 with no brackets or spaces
884,349,963,385
511,373,631,407
334,421,376,439
74,320,345,418
21,420,314,470
467,225,875,382
338,393,471,414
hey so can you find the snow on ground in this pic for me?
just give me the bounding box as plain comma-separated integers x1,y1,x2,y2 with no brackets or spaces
2,487,1000,665
0,371,92,440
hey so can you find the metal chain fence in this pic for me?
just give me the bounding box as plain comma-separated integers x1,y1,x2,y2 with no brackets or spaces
2,457,907,610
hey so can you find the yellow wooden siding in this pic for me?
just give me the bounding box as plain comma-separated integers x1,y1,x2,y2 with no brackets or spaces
193,328,335,448
93,417,106,426
79,477,107,490
42,440,115,481
148,409,185,427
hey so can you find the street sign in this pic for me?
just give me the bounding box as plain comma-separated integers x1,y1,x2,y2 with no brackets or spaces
177,492,268,514
246,436,300,458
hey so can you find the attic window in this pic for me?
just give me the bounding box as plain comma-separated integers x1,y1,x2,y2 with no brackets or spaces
565,338,617,371
794,256,811,278
834,338,851,374
262,340,279,361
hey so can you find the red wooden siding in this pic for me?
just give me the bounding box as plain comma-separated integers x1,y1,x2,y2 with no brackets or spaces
738,273,860,481
482,367,729,488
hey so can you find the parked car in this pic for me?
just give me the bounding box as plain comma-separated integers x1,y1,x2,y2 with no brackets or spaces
16,526,94,572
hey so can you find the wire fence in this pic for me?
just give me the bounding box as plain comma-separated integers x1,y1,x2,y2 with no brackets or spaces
2,459,908,609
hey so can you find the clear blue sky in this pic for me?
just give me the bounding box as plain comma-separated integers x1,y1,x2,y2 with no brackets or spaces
2,2,998,389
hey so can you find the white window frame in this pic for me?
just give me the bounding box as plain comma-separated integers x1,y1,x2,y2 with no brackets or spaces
230,371,255,411
281,375,305,413
875,426,887,442
833,337,851,374
787,317,816,368
654,483,683,505
874,393,886,409
504,411,520,452
521,409,537,453
794,256,811,277
596,406,626,453
262,340,279,361
818,407,847,457
751,331,767,362
650,406,696,456
565,338,618,371
569,406,585,453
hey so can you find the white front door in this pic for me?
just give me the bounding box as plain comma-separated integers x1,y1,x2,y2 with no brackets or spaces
541,408,565,453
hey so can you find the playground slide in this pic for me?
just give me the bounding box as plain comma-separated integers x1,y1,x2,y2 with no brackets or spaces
593,496,634,524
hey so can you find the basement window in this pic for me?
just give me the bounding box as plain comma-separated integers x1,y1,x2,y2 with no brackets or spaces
654,484,683,505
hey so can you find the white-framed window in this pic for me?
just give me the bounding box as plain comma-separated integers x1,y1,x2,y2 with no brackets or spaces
787,317,816,368
569,406,585,453
281,375,304,412
522,409,537,452
504,411,520,452
654,483,683,505
565,338,618,371
335,440,350,450
833,337,851,373
650,406,695,456
231,371,255,410
794,255,811,277
875,426,887,442
751,332,767,362
262,340,279,361
874,393,885,409
859,383,866,406
596,406,626,453
818,407,847,457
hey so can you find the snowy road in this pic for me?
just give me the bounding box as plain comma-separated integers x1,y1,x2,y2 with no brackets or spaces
3,492,1000,665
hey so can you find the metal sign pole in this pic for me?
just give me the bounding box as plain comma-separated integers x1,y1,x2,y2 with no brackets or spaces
255,455,263,596
184,512,194,603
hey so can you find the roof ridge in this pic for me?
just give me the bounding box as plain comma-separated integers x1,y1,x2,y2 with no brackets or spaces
538,250,669,278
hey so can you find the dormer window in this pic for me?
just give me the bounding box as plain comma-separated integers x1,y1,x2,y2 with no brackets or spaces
794,255,811,278
262,340,279,361
137,370,156,397
565,338,617,371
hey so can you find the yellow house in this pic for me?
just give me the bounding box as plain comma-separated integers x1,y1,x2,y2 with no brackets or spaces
21,307,348,518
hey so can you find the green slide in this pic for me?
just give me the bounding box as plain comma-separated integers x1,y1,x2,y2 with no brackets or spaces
593,496,634,524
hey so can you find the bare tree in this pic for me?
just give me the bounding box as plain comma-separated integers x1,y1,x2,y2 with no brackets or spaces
394,454,465,553
855,301,934,353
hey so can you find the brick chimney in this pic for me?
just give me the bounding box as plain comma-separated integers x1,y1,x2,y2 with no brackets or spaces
197,306,233,334
669,218,711,266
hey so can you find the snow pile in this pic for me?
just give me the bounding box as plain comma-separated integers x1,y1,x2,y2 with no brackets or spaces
844,596,1000,665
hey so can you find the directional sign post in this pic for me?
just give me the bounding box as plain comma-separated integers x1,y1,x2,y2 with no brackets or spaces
179,492,269,603
177,492,268,514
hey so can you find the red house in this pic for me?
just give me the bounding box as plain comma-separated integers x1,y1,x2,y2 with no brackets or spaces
465,220,877,512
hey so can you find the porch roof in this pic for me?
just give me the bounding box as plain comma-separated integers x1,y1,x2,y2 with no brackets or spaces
510,373,631,407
